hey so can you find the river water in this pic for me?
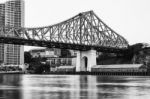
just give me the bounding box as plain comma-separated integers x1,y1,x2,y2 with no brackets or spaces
0,74,150,99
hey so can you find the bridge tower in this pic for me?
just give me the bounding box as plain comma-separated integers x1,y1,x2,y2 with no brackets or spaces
76,49,96,72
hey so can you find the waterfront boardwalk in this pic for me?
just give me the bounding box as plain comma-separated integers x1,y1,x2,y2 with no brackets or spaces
46,71,148,76
44,64,149,76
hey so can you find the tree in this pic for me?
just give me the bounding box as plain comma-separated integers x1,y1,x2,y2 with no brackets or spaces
29,62,44,74
24,52,32,63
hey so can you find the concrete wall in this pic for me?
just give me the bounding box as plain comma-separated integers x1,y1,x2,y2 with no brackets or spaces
76,50,96,72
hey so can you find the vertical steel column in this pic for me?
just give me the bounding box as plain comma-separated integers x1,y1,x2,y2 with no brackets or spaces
79,13,82,45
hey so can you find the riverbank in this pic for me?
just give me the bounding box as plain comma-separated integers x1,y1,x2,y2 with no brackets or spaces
42,71,149,76
0,71,24,74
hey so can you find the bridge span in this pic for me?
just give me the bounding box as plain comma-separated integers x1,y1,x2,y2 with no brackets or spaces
0,11,129,71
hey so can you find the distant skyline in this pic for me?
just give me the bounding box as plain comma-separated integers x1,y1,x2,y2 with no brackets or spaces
0,0,150,51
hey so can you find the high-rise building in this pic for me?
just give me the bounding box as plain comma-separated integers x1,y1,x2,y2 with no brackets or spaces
0,0,24,65
0,4,5,27
5,0,24,27
0,4,5,63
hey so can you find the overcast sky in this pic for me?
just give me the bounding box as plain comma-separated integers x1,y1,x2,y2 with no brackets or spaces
1,0,150,51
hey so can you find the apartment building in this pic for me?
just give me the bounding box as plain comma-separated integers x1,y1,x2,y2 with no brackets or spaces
0,0,24,65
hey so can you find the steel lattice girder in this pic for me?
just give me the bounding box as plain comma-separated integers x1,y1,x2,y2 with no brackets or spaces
0,11,129,52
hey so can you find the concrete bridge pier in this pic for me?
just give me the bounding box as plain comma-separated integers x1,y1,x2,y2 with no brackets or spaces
76,50,96,72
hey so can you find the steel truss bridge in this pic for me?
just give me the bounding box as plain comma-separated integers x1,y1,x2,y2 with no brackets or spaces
0,11,129,53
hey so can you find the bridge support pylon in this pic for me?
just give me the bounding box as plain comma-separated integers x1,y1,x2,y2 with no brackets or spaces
76,50,96,72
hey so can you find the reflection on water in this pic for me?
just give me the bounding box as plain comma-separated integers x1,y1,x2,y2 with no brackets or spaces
0,74,21,99
0,75,150,99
